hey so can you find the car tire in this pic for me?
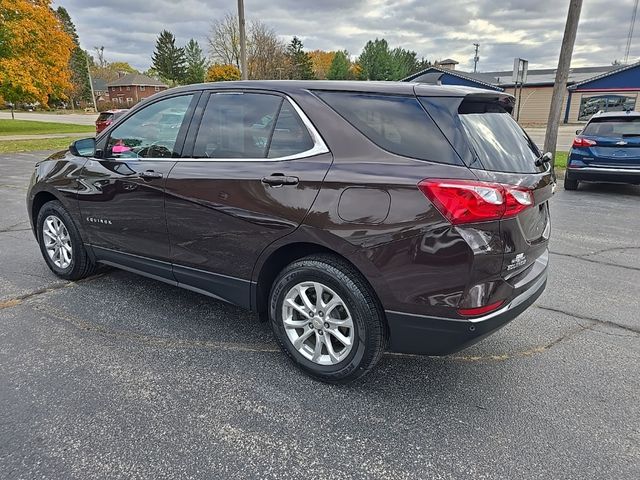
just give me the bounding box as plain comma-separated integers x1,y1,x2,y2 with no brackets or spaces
564,177,579,191
36,200,96,280
269,254,387,384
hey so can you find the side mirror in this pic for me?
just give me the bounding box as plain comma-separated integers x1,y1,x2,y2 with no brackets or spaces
575,129,582,135
70,137,96,157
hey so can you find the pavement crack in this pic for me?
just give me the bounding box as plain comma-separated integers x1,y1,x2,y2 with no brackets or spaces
536,305,640,336
578,246,640,258
550,250,640,272
0,273,106,310
29,302,280,354
0,220,30,233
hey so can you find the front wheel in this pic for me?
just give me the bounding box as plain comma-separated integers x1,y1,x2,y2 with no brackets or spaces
36,200,96,280
269,254,387,384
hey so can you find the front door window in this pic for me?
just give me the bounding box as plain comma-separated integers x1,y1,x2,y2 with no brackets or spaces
106,94,194,159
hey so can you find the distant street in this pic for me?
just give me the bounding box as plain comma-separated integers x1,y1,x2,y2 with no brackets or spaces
0,111,98,126
527,125,578,152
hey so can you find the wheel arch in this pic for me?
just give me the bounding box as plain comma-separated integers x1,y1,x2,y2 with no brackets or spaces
30,190,60,237
252,239,387,327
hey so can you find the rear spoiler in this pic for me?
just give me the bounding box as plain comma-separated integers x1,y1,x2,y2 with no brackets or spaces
459,92,515,114
413,84,515,114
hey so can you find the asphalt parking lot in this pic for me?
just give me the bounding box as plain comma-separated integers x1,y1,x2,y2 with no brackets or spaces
1,152,639,479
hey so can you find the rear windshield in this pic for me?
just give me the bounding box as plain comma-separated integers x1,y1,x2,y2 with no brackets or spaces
582,117,640,136
456,101,541,173
314,91,461,165
97,112,113,122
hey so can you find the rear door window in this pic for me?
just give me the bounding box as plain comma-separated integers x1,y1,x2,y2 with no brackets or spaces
267,102,314,158
315,91,462,165
454,101,542,173
193,93,282,158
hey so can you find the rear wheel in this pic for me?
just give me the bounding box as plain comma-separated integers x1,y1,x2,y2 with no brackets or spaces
36,200,96,280
269,254,387,384
564,176,579,191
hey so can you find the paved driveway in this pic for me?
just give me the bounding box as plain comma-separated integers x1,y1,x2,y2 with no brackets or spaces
1,152,638,479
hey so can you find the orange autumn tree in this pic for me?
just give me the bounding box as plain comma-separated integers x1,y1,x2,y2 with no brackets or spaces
308,50,335,80
205,64,241,82
0,0,74,115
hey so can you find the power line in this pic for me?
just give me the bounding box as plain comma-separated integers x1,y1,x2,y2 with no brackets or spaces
624,0,639,64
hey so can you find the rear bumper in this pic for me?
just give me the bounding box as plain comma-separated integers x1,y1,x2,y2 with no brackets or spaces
385,268,547,356
567,166,640,184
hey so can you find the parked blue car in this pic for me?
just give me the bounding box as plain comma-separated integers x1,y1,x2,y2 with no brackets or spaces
565,111,640,190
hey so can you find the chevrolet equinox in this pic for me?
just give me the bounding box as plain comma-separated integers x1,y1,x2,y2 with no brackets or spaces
27,81,551,383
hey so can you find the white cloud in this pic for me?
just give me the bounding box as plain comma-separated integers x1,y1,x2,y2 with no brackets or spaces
54,0,640,72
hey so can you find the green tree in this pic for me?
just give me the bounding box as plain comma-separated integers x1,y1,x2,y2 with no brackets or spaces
183,39,207,84
390,47,418,80
55,7,92,107
327,50,351,80
151,30,186,85
357,39,393,80
286,36,314,80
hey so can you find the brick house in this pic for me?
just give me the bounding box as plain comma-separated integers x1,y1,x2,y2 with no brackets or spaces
91,78,110,104
106,74,168,106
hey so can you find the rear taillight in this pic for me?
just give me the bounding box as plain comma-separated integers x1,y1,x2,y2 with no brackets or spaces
417,179,534,225
572,137,596,147
458,300,505,317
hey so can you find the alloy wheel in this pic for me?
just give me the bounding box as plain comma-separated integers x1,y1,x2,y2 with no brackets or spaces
282,281,354,365
42,215,73,269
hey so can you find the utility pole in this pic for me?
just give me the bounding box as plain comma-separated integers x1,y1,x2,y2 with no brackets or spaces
544,0,583,171
85,50,98,113
237,0,248,80
473,43,480,73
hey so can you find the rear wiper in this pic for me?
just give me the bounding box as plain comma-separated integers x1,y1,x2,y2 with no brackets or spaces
534,152,552,167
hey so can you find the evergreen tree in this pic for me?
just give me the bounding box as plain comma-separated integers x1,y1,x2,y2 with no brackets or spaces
357,39,393,80
151,30,186,85
55,7,92,105
183,39,207,84
327,50,351,80
286,36,315,80
390,47,418,80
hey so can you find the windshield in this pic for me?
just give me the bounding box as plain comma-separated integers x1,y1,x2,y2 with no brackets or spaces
457,102,542,173
582,117,640,136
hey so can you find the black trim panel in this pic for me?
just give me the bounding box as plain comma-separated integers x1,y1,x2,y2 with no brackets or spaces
92,245,174,282
173,264,252,309
90,245,252,309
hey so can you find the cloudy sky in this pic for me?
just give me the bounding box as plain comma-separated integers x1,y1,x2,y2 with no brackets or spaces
54,0,639,72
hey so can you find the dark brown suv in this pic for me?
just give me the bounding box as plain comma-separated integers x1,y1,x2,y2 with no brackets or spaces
27,81,552,383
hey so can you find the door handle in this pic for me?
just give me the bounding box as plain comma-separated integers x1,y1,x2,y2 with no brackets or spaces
261,174,299,187
138,170,163,180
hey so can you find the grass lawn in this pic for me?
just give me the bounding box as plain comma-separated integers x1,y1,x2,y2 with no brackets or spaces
0,137,77,154
0,119,94,136
555,151,568,169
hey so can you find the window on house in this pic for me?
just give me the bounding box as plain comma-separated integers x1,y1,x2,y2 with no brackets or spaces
578,95,636,121
140,86,145,91
126,86,130,91
155,86,160,92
